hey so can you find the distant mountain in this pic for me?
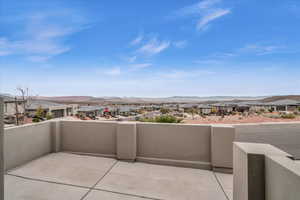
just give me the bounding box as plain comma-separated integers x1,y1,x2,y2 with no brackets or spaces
10,94,297,105
167,96,267,102
37,96,96,102
33,95,270,105
261,95,300,103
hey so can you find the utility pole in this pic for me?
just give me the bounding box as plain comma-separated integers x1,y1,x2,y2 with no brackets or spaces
14,97,19,126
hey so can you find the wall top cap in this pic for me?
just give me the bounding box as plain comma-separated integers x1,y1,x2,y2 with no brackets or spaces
117,122,137,125
267,155,300,177
234,142,291,157
211,124,234,128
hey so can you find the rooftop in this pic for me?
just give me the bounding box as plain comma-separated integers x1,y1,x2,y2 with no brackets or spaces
26,100,74,110
264,99,300,105
77,105,104,112
0,95,25,103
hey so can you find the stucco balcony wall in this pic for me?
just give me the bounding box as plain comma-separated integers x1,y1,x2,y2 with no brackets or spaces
234,122,300,158
4,122,52,171
136,123,212,169
60,120,117,157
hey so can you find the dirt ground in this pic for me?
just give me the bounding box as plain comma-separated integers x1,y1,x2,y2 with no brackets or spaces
183,113,300,124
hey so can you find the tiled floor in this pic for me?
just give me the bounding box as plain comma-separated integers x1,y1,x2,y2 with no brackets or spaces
5,153,233,200
215,173,233,200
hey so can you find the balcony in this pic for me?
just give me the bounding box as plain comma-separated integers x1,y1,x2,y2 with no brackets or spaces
1,119,300,200
5,152,232,200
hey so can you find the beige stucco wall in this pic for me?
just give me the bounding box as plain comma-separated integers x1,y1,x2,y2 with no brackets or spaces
4,122,52,170
211,125,235,170
117,122,136,161
234,122,300,153
233,142,291,200
265,155,300,200
3,120,300,174
202,122,300,170
136,123,211,168
57,121,214,169
60,121,117,157
0,98,4,200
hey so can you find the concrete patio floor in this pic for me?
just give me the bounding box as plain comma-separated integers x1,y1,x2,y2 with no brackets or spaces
5,153,233,200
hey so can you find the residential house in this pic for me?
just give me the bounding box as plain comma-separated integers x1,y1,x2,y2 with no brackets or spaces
77,106,104,118
210,103,234,114
241,101,267,112
26,100,74,118
117,106,139,116
263,99,300,112
1,95,26,124
180,104,199,113
229,102,251,113
2,95,26,117
198,105,212,115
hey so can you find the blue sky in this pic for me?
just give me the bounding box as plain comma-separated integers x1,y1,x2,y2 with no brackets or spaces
1,0,300,97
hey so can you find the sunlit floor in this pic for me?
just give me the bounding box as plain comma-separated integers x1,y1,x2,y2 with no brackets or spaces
5,153,233,200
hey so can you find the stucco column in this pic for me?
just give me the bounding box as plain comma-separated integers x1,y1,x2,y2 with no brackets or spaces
233,142,290,200
211,125,235,172
0,98,4,200
116,122,137,161
51,120,61,153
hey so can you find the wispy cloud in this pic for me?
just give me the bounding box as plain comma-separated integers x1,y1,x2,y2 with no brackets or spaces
160,69,215,79
130,34,143,46
240,44,283,55
125,55,137,63
175,0,231,31
0,9,89,62
197,9,230,30
173,40,188,48
27,55,51,62
194,59,223,65
129,63,152,70
196,43,285,64
176,0,221,16
137,37,170,56
104,67,121,76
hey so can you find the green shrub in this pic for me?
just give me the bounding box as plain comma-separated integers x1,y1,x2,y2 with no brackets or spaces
256,111,262,115
46,113,53,120
266,114,281,119
139,115,182,123
155,115,182,123
281,113,296,119
259,108,266,113
273,115,281,119
32,118,40,123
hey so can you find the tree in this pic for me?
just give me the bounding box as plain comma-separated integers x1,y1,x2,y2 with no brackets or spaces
186,108,198,120
211,107,217,114
16,87,34,124
14,97,20,125
35,106,45,119
160,107,170,114
17,87,28,113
